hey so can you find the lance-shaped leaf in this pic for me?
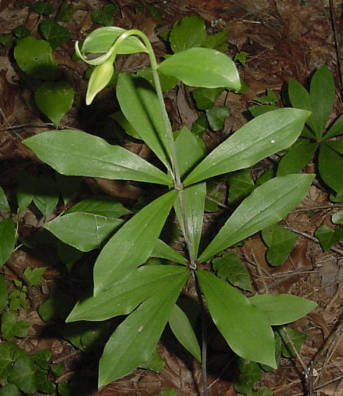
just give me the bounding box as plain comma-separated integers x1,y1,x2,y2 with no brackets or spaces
175,183,206,260
0,186,10,211
158,47,241,91
250,294,317,325
197,270,276,367
98,269,188,387
309,65,335,138
151,239,187,265
199,174,314,262
324,114,343,139
93,190,177,294
277,138,316,176
184,108,310,186
169,304,201,362
0,219,16,268
175,127,206,177
81,26,147,56
318,144,343,194
288,78,312,113
23,130,171,186
117,74,171,168
67,265,189,322
44,213,123,252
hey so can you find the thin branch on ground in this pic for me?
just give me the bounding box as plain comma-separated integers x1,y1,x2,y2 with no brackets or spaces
284,225,343,256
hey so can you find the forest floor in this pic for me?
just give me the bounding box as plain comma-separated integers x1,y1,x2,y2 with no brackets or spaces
1,0,343,395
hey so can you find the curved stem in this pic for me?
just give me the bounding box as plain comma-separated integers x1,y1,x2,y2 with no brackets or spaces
120,30,182,189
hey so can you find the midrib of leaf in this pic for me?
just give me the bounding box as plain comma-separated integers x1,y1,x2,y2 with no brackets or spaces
212,119,298,168
230,183,301,240
46,142,168,181
200,182,304,261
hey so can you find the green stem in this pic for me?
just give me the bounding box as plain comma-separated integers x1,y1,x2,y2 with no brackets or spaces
122,30,182,189
119,31,198,269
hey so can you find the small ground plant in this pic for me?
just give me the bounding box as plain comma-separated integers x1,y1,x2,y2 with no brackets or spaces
22,26,318,393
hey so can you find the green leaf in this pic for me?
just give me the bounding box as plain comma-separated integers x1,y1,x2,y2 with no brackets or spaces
169,16,207,53
86,53,115,105
332,209,343,224
254,89,278,105
199,174,314,262
249,105,279,117
184,108,310,186
1,311,29,339
309,65,335,137
8,354,37,394
23,267,47,286
325,114,343,139
0,186,10,211
0,275,7,313
175,127,206,177
202,30,228,52
139,348,164,372
197,270,276,367
318,144,343,194
0,218,16,268
117,74,171,168
213,252,252,291
0,342,23,381
205,105,230,131
67,265,188,322
98,269,188,387
151,239,187,265
0,33,14,49
38,289,73,321
136,67,178,93
255,168,274,186
12,26,31,39
261,224,297,267
14,37,57,80
327,140,343,155
0,384,21,396
56,1,74,22
169,304,201,361
175,183,206,260
39,19,71,49
315,225,343,251
227,168,254,204
158,48,241,91
234,358,263,394
277,138,316,176
110,110,141,139
279,326,306,358
288,77,312,112
67,197,131,218
234,51,248,65
23,130,172,186
93,190,177,293
32,176,59,217
250,294,316,325
192,87,224,110
30,1,53,15
91,4,116,26
34,80,74,127
45,213,123,252
156,389,177,396
80,27,147,56
205,179,225,212
191,114,209,137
